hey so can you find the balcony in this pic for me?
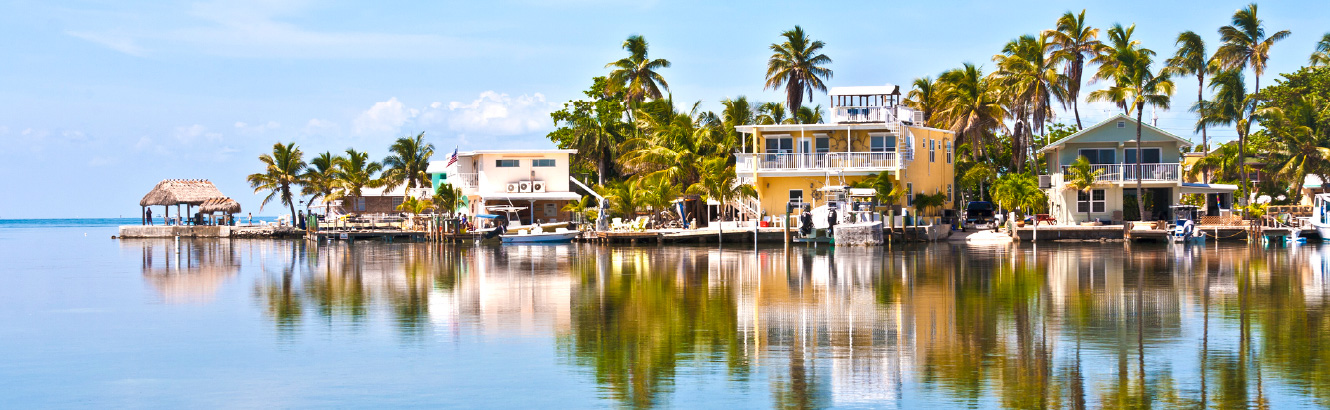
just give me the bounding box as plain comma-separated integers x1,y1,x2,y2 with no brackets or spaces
1057,163,1181,183
736,152,900,173
448,173,479,189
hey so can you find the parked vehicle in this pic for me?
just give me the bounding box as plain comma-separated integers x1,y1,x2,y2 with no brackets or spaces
964,201,996,230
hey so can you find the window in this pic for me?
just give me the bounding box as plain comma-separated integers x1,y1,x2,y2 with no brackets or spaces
765,136,793,153
906,183,915,206
1077,189,1106,213
1078,148,1116,164
356,197,366,212
1124,148,1162,163
789,189,804,206
533,159,556,167
947,184,953,203
1117,121,1126,128
391,197,403,211
496,159,519,167
543,202,557,217
815,136,830,153
929,139,936,162
946,140,953,164
870,134,894,152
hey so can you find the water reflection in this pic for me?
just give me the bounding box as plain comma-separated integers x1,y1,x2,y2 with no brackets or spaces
125,240,1330,408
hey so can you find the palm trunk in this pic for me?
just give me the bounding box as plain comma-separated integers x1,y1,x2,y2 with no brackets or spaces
1198,75,1209,184
1135,106,1146,222
286,186,298,228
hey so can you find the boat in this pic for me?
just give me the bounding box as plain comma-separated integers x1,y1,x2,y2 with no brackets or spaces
1167,205,1206,244
1310,193,1330,239
501,228,579,243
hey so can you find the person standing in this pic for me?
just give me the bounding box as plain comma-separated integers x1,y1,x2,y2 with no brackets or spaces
145,208,153,226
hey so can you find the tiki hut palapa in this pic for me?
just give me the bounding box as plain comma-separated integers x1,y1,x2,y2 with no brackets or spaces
139,179,227,225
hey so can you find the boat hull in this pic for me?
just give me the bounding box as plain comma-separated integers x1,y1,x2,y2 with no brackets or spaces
500,231,579,243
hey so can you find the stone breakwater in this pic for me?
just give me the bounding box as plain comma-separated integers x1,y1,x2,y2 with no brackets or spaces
832,222,884,246
117,225,303,239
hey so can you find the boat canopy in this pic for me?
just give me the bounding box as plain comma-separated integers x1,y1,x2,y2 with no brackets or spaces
848,188,877,197
474,214,500,219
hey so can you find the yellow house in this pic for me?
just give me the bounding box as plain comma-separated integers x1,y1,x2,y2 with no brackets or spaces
734,85,956,221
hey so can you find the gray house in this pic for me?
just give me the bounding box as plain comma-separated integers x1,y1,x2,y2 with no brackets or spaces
1038,114,1236,224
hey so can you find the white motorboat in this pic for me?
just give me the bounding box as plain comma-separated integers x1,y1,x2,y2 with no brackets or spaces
1312,194,1330,239
501,228,579,243
1167,205,1206,244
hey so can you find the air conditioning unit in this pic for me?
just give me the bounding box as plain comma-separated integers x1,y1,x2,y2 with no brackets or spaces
1038,175,1052,189
518,180,533,193
506,183,519,193
531,181,546,193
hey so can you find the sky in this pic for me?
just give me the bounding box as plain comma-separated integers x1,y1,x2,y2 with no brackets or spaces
2,0,1328,218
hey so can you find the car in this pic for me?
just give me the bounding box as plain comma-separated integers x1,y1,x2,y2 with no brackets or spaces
964,201,996,230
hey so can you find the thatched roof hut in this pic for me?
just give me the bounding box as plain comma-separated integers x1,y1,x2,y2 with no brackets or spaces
199,197,241,214
139,179,226,207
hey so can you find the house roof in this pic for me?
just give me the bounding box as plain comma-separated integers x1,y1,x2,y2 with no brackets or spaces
139,179,227,207
199,197,241,214
1036,114,1193,154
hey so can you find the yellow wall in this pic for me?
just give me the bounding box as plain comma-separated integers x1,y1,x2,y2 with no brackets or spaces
752,129,887,152
900,126,956,213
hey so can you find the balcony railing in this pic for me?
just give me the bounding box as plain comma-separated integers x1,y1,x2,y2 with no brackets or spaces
832,106,896,123
736,152,899,172
1057,163,1181,183
448,173,479,189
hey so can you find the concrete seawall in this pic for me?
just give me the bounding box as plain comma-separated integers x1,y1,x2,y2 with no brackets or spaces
118,225,302,239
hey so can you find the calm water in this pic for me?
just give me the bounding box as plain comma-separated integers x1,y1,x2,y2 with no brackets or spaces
3,220,1330,408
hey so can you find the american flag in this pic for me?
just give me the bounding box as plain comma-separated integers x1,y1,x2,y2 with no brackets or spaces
445,147,458,167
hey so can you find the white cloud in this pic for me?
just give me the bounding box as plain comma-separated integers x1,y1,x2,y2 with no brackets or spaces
174,124,223,143
134,136,154,151
66,31,147,56
351,92,556,139
234,120,280,135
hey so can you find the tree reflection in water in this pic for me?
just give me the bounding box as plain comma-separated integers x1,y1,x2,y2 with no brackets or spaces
202,240,1330,407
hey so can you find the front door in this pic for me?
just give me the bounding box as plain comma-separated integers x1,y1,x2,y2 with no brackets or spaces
798,138,812,168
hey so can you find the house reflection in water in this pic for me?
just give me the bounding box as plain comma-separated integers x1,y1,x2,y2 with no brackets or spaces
169,239,1330,407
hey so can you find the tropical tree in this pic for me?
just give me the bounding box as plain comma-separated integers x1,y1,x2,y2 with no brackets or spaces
720,96,755,152
550,77,628,185
396,196,432,215
1089,47,1174,221
618,101,724,188
904,76,942,126
562,195,600,224
1166,31,1215,159
1258,94,1330,203
936,63,1006,159
1215,3,1291,110
1064,156,1104,223
755,102,790,125
637,175,681,214
1311,33,1330,67
432,183,463,217
1091,23,1156,113
869,173,905,211
686,157,756,242
992,34,1068,171
301,151,341,207
247,142,307,221
1043,9,1102,129
333,149,385,200
765,25,833,115
991,173,1047,217
605,35,671,106
381,132,435,193
1195,69,1258,205
794,104,824,124
1186,142,1244,182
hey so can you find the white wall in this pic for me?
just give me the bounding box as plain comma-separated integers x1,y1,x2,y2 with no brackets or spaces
474,152,572,193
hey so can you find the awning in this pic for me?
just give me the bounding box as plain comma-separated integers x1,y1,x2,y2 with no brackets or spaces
1180,183,1239,194
478,192,583,201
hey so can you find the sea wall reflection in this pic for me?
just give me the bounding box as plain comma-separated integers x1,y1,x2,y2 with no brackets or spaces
127,239,1330,408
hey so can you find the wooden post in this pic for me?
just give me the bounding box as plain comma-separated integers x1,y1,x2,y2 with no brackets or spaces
784,209,791,246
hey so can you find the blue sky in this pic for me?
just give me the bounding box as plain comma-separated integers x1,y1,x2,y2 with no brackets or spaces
2,0,1328,218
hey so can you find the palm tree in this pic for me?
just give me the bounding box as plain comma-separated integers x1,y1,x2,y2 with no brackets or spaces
432,183,463,217
637,175,681,228
1043,9,1102,129
1065,156,1104,224
1259,95,1330,203
1311,33,1330,67
936,63,1006,159
1195,69,1258,206
552,80,628,186
562,195,599,224
755,102,790,125
720,96,755,152
301,151,341,208
992,34,1068,172
686,157,756,242
605,35,671,105
904,76,942,126
1215,3,1290,110
381,132,435,193
333,149,385,201
1166,31,1215,164
765,25,833,115
794,104,824,124
247,142,307,221
1186,142,1243,183
1091,23,1156,113
1089,47,1174,221
396,196,432,215
991,173,1047,218
619,101,725,188
603,180,647,219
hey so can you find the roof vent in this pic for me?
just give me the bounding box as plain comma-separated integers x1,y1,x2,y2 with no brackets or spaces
1117,121,1126,128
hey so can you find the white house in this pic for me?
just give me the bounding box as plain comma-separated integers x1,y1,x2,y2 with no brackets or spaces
428,149,585,225
1039,114,1237,224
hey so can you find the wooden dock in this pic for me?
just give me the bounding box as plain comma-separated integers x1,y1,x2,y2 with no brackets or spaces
310,229,426,243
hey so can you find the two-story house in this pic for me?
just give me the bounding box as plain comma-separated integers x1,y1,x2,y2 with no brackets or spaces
734,85,956,221
1040,114,1236,224
428,149,583,225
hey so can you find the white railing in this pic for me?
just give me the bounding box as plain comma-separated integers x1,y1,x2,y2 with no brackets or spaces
449,173,479,189
735,152,900,171
1058,163,1181,183
832,106,898,123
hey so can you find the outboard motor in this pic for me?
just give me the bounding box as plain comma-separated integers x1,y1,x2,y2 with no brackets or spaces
799,205,814,237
